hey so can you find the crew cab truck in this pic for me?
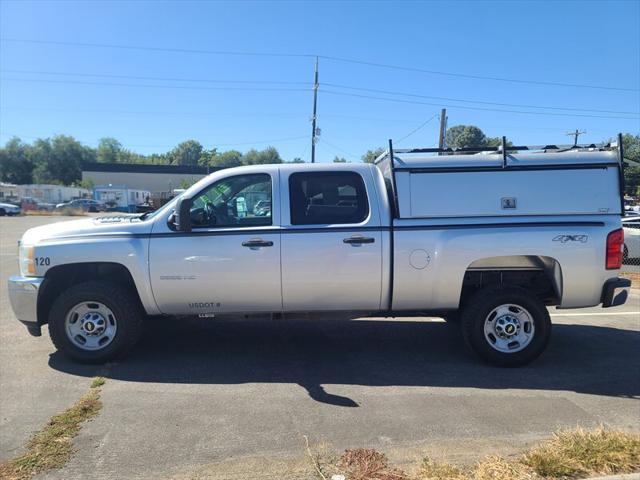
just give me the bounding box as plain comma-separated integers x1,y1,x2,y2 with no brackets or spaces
8,138,631,366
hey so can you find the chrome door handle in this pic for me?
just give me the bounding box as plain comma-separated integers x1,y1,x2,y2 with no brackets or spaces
242,239,274,248
343,236,375,245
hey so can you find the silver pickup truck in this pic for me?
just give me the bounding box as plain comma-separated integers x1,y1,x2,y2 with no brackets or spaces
8,140,631,366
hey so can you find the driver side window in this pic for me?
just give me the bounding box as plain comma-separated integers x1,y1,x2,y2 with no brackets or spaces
191,173,272,228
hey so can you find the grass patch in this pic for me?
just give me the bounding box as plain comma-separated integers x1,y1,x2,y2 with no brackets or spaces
418,457,465,480
339,448,408,480
472,456,538,480
0,378,105,480
90,377,106,389
314,427,639,480
522,426,640,478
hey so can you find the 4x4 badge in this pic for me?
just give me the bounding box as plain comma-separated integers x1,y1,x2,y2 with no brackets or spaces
553,235,588,243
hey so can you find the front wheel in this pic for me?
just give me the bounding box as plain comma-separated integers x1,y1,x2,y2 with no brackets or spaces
461,286,551,367
49,281,143,363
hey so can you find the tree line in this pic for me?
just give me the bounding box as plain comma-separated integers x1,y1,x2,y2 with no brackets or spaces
1,127,638,197
0,135,296,186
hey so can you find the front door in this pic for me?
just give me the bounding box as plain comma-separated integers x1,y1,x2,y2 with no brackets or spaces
149,171,282,315
280,170,383,311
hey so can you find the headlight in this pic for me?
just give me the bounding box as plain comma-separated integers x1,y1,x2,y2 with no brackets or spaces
19,244,35,276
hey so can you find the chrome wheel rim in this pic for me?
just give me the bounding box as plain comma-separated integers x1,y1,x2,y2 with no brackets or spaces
483,303,535,353
65,301,117,351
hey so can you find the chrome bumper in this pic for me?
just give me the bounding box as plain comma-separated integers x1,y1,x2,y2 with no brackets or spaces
8,276,43,336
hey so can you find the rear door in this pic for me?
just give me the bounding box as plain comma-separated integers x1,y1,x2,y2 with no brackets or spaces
280,169,383,311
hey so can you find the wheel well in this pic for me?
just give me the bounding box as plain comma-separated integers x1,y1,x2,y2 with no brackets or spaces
461,255,562,307
37,262,141,325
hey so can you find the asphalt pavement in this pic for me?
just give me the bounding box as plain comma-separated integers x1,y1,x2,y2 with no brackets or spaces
0,215,638,479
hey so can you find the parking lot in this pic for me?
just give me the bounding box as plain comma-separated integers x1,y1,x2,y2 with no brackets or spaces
1,215,639,479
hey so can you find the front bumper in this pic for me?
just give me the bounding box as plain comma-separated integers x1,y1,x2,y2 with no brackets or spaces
8,276,43,336
601,277,632,308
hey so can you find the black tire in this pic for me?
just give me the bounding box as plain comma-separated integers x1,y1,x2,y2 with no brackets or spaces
49,281,143,363
461,286,551,367
0,208,5,216
441,311,460,323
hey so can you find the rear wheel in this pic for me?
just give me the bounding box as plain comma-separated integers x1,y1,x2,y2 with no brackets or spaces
49,281,143,363
0,208,5,216
461,286,551,366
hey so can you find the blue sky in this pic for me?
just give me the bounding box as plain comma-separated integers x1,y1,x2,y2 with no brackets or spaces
1,0,639,163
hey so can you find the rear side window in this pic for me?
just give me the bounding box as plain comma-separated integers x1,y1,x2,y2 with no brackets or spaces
289,171,369,225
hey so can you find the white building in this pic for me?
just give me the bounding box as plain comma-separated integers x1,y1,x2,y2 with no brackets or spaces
0,182,20,202
19,184,90,203
93,185,151,213
82,163,213,195
0,182,89,204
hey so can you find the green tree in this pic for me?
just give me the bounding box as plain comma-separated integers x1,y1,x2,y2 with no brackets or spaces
362,148,385,163
618,133,640,197
169,140,204,166
96,137,123,163
0,137,34,184
209,150,243,168
289,157,305,163
485,136,514,148
242,146,282,165
77,178,95,189
31,135,95,185
145,153,170,165
445,125,486,149
333,156,347,163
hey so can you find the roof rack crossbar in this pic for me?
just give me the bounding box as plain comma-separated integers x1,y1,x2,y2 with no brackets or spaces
393,142,605,154
373,134,621,165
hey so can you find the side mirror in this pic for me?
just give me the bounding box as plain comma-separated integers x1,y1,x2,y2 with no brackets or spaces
174,197,192,232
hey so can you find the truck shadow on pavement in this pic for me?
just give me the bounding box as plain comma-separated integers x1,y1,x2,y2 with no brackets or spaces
49,316,640,407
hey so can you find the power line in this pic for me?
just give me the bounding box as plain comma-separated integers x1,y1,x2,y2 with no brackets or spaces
0,105,451,124
310,57,319,163
0,38,314,58
395,113,439,144
319,55,639,93
324,82,639,116
213,135,308,147
0,105,308,118
0,69,310,85
566,129,587,146
321,89,640,120
2,37,637,93
317,138,359,160
4,68,632,115
0,131,308,149
0,77,310,93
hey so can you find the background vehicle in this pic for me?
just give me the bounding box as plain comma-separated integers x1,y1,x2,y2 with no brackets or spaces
55,199,106,213
0,201,21,216
8,138,630,367
254,200,271,216
622,216,640,263
21,197,55,212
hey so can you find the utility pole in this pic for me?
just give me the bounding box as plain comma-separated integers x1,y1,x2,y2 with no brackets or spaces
566,129,586,147
310,57,319,163
438,108,447,154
